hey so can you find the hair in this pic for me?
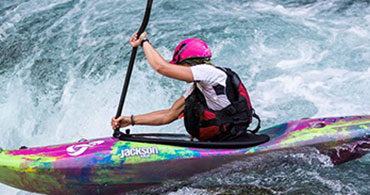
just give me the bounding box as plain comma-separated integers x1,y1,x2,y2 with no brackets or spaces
180,58,213,66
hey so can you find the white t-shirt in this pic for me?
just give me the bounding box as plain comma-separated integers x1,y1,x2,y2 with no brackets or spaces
183,64,231,111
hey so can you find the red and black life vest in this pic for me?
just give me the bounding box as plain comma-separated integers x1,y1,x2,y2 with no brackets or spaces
184,67,261,141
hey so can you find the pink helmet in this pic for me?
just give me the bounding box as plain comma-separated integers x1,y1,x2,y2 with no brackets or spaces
170,38,212,64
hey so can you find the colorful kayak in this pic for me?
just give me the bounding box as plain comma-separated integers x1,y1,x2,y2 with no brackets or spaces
0,115,369,194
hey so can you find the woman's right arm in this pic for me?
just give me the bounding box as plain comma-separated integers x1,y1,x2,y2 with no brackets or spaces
130,32,194,82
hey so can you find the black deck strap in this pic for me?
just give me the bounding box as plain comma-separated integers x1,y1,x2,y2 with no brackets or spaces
118,133,270,149
249,109,261,134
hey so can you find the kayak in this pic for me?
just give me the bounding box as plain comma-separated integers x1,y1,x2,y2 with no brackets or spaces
0,115,369,194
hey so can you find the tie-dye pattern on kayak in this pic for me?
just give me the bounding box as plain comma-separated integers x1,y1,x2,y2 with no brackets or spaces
0,115,369,194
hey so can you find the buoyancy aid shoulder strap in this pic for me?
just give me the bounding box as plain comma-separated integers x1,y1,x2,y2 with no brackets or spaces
192,82,207,106
216,67,238,84
215,67,238,102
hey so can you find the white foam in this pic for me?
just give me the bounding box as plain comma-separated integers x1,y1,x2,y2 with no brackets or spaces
276,47,314,69
347,26,369,38
0,183,20,195
251,1,317,17
254,67,370,121
168,187,209,195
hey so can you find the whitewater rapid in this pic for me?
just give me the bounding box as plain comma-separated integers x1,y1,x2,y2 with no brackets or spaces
1,0,370,194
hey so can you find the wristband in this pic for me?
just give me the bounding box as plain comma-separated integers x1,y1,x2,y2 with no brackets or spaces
141,39,149,47
130,115,135,126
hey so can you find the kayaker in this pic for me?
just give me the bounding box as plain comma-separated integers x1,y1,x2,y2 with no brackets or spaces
111,32,260,141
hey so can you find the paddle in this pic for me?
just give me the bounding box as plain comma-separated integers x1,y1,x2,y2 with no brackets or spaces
113,0,153,138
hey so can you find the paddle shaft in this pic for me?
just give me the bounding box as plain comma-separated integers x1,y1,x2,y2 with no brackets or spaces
114,0,153,137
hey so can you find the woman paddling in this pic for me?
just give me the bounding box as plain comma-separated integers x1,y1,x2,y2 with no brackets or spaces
111,32,260,141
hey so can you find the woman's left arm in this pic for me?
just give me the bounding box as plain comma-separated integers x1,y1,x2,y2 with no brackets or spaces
111,96,185,129
130,32,194,82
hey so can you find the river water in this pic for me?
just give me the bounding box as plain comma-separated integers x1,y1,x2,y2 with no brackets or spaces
1,0,369,194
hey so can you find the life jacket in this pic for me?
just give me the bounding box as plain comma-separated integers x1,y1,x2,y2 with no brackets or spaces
183,67,261,141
